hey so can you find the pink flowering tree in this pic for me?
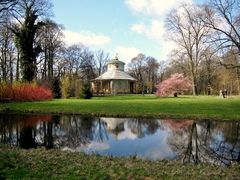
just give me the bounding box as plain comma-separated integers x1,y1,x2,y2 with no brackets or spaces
155,73,192,97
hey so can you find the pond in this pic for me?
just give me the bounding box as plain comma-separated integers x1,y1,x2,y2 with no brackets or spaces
0,114,239,166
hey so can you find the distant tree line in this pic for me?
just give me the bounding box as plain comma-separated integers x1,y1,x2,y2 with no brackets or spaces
0,0,110,98
123,0,240,96
163,0,240,95
0,0,239,97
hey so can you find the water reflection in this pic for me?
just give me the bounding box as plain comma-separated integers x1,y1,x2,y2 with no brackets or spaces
0,114,239,166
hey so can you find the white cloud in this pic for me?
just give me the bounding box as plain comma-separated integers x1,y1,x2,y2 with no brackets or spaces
131,20,175,60
125,0,192,17
114,46,141,64
63,30,111,47
131,19,164,41
126,0,192,60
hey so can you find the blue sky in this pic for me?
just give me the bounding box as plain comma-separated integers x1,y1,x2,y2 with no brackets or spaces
52,0,198,64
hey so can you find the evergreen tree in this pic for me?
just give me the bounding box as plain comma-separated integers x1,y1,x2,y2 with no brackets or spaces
81,84,92,99
52,77,61,98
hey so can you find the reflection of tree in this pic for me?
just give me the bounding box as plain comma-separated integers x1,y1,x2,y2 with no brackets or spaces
2,114,239,165
182,122,199,163
200,121,240,165
94,118,108,142
42,120,54,149
166,120,240,166
0,114,19,146
0,114,53,148
0,114,110,150
19,127,37,149
53,116,108,149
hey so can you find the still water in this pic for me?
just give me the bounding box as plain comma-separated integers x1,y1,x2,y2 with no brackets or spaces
0,114,239,166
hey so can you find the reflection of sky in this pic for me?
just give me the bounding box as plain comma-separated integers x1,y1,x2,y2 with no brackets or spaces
78,121,176,160
143,130,175,160
77,141,110,153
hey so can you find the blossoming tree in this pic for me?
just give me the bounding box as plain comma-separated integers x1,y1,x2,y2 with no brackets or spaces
155,73,192,97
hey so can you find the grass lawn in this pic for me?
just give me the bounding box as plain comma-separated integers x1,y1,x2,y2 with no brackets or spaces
1,95,240,120
0,144,239,179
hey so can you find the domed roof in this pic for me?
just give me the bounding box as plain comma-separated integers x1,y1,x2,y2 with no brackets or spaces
93,56,136,81
94,69,136,81
107,57,125,65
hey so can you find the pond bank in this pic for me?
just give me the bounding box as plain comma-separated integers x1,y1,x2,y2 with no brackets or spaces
1,95,240,120
0,144,239,179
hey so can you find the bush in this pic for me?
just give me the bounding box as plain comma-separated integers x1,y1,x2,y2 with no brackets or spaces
155,73,192,97
0,82,52,102
80,84,92,99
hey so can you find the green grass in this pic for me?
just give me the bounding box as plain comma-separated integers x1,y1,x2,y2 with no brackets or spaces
0,144,240,179
1,95,240,120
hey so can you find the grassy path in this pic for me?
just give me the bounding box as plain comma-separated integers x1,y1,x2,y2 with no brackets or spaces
1,95,240,120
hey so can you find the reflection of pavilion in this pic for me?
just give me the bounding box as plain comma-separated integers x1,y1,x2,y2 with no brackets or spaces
101,118,126,130
101,118,126,136
100,118,138,140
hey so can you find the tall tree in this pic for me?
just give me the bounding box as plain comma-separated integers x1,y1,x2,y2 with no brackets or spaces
10,0,52,82
202,0,240,93
0,18,16,82
166,4,211,95
128,53,146,95
145,56,159,93
94,50,109,76
39,19,63,81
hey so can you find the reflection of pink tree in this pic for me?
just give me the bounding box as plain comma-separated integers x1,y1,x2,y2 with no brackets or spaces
155,73,192,97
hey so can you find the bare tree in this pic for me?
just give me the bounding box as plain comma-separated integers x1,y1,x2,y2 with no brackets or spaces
128,53,146,95
202,0,240,58
145,56,159,93
0,0,17,22
38,19,63,81
166,4,211,95
202,0,240,93
94,49,109,76
0,18,16,82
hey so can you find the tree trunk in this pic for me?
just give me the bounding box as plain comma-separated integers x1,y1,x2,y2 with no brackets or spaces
16,50,19,81
9,53,13,83
236,67,240,95
191,75,197,96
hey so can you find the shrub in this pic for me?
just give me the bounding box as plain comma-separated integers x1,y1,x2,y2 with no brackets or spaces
0,82,52,102
155,73,192,97
80,84,92,99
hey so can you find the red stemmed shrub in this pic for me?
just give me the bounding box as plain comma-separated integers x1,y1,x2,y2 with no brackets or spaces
155,73,192,97
0,82,52,102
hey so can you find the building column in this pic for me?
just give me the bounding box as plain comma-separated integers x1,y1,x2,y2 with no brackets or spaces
100,80,103,94
110,80,113,94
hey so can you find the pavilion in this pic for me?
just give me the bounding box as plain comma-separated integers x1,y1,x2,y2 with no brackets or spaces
91,57,137,94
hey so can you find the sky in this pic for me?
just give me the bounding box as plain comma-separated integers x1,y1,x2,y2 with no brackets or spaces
52,0,198,64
